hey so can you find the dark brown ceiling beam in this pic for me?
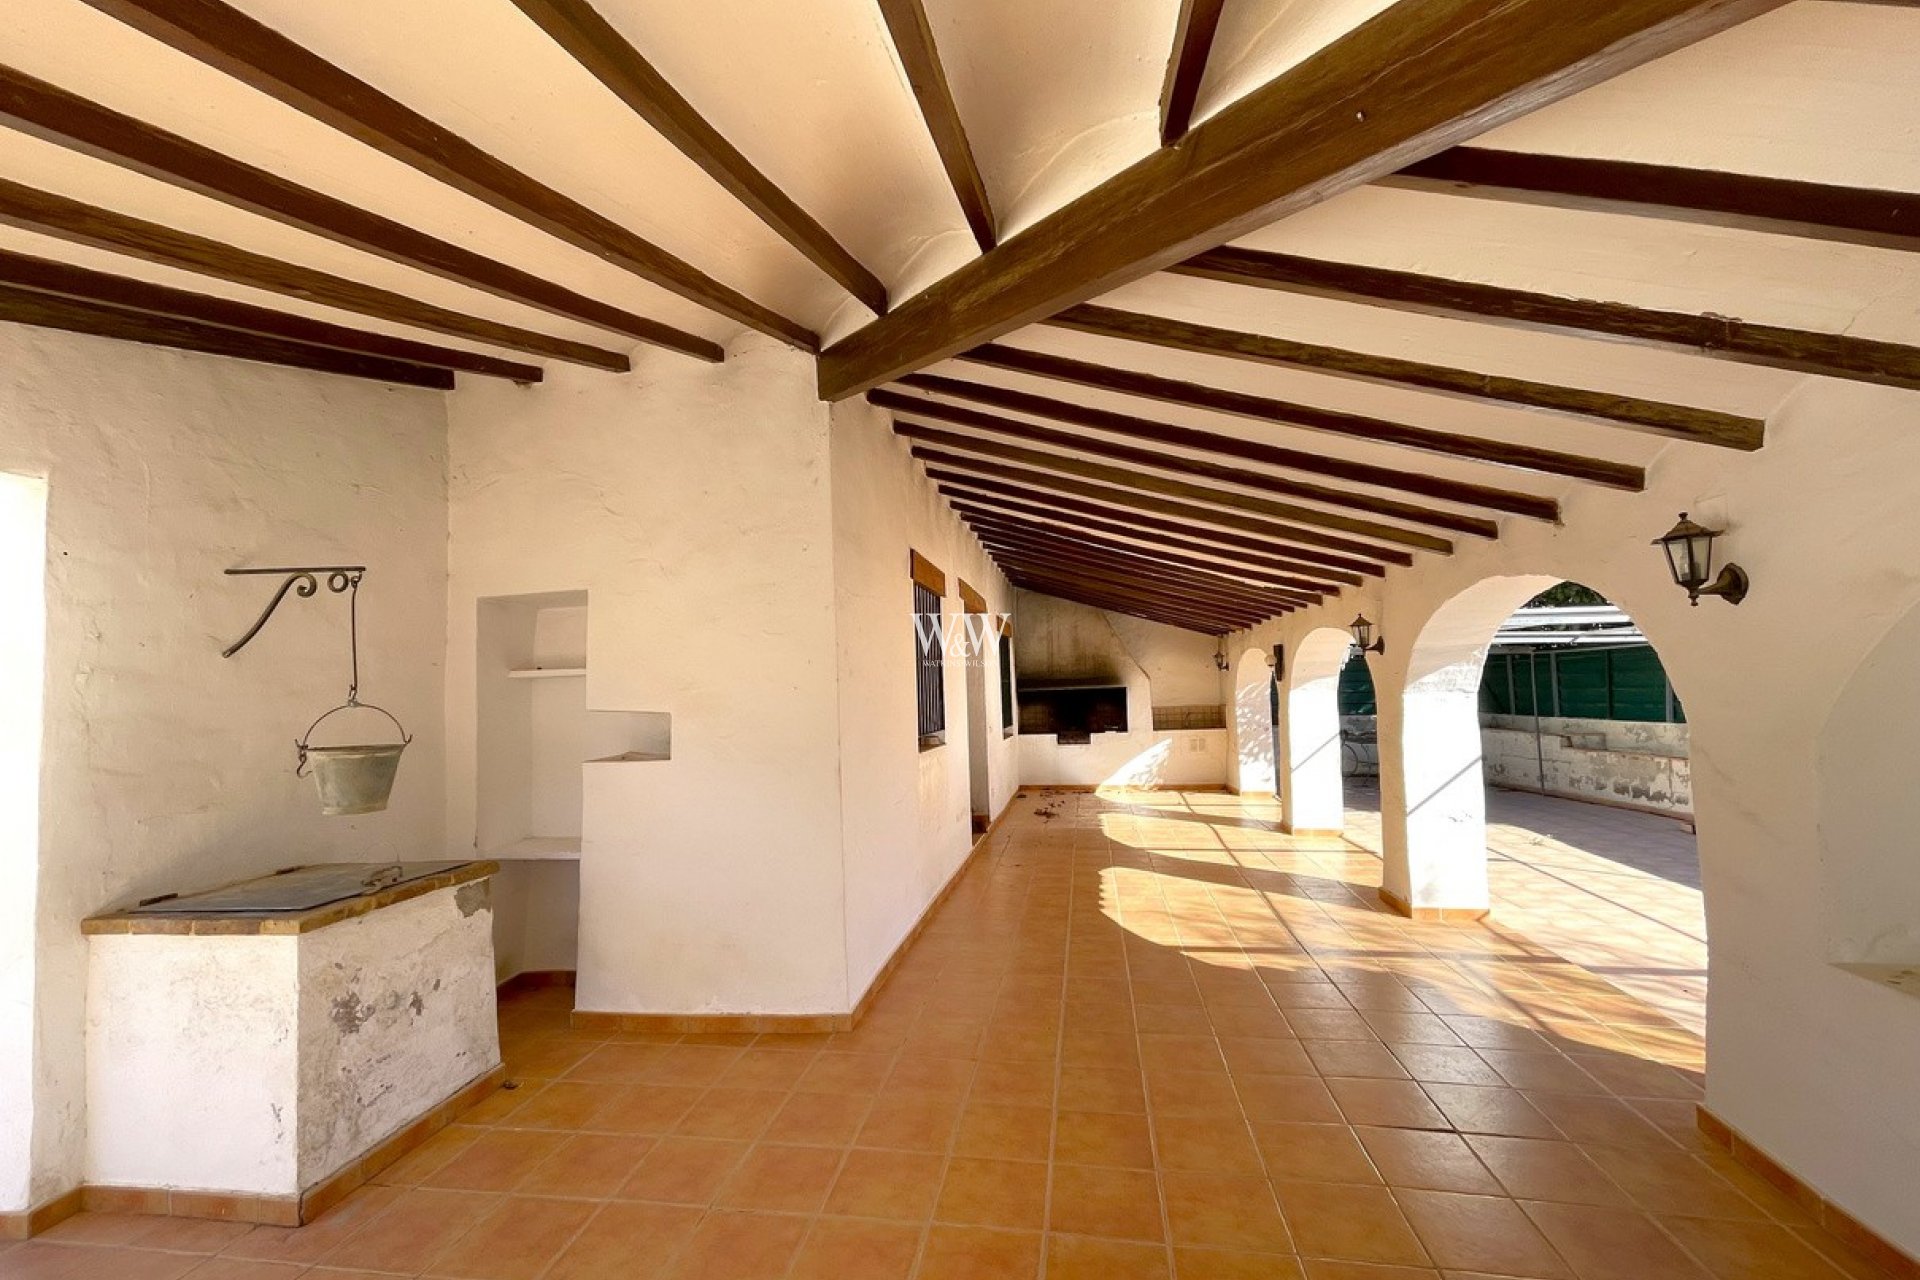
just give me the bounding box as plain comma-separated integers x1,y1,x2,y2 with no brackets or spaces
889,373,1558,517
982,544,1305,622
78,0,815,351
899,424,1451,555
1387,146,1920,256
0,178,627,370
921,461,1395,575
1048,302,1763,449
0,64,717,361
884,396,1499,538
941,484,1363,588
817,0,1786,398
0,281,451,388
954,498,1341,594
507,0,887,313
961,344,1646,487
966,518,1324,608
1005,575,1237,633
876,0,995,252
1176,246,1920,394
999,563,1272,629
1159,0,1226,145
0,247,540,382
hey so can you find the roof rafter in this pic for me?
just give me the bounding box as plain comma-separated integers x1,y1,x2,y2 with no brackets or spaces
76,0,817,350
1001,564,1272,629
1005,575,1239,632
1176,246,1920,394
876,0,995,252
507,0,888,313
818,0,1788,398
1047,302,1763,449
1387,146,1920,256
0,177,629,370
1159,0,1227,145
987,552,1290,624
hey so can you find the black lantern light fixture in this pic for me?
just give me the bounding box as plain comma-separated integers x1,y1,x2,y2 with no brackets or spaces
1213,637,1231,672
1349,613,1385,655
1653,513,1749,607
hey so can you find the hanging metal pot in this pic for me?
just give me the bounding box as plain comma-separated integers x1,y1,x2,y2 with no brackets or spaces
297,700,412,815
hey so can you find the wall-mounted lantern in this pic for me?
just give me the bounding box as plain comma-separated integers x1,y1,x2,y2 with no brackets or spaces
1350,614,1385,656
1213,637,1231,672
1653,513,1749,607
1268,644,1283,676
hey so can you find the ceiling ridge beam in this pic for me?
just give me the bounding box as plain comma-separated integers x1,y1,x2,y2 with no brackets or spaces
0,177,627,370
507,0,887,313
897,424,1453,555
0,63,718,361
882,395,1501,537
1159,0,1227,145
965,519,1324,607
961,343,1644,487
1175,245,1920,394
76,0,817,350
817,0,1788,397
920,461,1394,575
934,476,1366,585
0,247,540,381
1387,145,1920,256
876,0,995,252
1049,302,1762,449
940,485,1362,588
890,372,1559,517
0,280,451,388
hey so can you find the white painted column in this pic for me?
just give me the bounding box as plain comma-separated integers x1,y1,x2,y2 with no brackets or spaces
1381,658,1491,918
1230,651,1276,795
1279,666,1345,835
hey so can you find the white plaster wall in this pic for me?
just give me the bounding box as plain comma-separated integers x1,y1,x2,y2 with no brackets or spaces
828,399,1015,997
0,325,449,1212
1482,715,1692,815
1234,379,1920,1255
446,339,850,1016
86,934,300,1196
0,474,46,1213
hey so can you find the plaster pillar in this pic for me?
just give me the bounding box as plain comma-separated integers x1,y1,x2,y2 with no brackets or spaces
1278,632,1350,835
1229,650,1276,795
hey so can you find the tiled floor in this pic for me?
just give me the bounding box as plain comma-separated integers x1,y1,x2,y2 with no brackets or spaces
5,788,1888,1280
1341,781,1708,1035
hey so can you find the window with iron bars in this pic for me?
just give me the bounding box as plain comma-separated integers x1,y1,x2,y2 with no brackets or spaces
998,630,1015,737
915,579,945,748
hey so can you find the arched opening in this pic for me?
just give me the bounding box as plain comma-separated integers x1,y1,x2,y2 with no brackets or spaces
1228,646,1276,795
1277,627,1356,835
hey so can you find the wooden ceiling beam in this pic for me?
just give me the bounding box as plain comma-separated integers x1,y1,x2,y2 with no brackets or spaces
0,178,627,370
0,64,718,361
1004,575,1237,633
1048,302,1763,449
1159,0,1227,145
0,281,451,388
898,423,1451,555
77,0,816,350
920,461,1393,576
960,344,1645,487
964,516,1325,607
1387,146,1920,256
0,247,540,382
507,0,887,313
883,395,1500,537
817,0,1787,398
1176,246,1920,394
876,0,995,252
888,373,1557,518
998,563,1271,629
940,484,1364,588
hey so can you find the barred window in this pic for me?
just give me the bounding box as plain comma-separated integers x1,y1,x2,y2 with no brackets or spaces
915,579,945,746
998,630,1015,736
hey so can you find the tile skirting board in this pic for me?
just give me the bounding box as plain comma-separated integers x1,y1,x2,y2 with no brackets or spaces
1696,1106,1919,1279
2,1064,506,1238
1377,885,1492,923
568,794,1017,1037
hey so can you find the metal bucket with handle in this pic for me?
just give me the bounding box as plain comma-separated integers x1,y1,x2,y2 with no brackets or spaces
296,700,412,816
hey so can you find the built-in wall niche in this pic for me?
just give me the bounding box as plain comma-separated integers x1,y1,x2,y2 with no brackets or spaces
475,590,670,982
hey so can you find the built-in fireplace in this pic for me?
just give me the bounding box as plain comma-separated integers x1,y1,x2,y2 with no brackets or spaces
1017,680,1129,744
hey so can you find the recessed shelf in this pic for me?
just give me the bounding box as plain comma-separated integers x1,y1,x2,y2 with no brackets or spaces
587,750,670,764
506,666,586,679
489,836,581,861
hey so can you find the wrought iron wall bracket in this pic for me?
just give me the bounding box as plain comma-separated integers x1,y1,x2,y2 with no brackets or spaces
221,565,366,661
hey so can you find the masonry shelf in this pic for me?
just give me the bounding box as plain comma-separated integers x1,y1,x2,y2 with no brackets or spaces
506,666,586,679
489,836,582,861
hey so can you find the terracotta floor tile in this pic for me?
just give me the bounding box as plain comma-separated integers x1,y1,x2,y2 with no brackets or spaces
1395,1189,1571,1278
859,1090,964,1151
1251,1122,1380,1185
936,1156,1050,1229
3,1242,202,1279
1154,1113,1265,1174
421,1194,593,1280
1048,1163,1166,1242
763,1090,872,1146
971,1059,1056,1108
543,1200,702,1280
1298,1255,1441,1279
1387,1044,1504,1086
1465,1136,1632,1207
1354,1127,1501,1194
670,1088,787,1141
715,1047,817,1090
714,1141,843,1213
1172,1246,1307,1278
1218,1037,1315,1077
823,1147,944,1220
1655,1215,1857,1280
1059,1066,1149,1115
130,1217,256,1253
787,1217,921,1280
617,1137,749,1205
663,1208,808,1280
1272,1182,1429,1267
1046,1233,1173,1279
1163,1171,1292,1253
1581,1146,1768,1221
513,1132,654,1198
593,1085,704,1135
178,1258,308,1278
1522,1201,1712,1280
1235,1075,1343,1124
318,1188,496,1273
220,1186,401,1264
915,1224,1043,1279
1420,1085,1561,1139
796,1051,896,1095
952,1102,1053,1162
1303,1040,1412,1080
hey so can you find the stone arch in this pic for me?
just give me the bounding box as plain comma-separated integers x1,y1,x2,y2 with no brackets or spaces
1228,646,1276,795
1278,627,1356,835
